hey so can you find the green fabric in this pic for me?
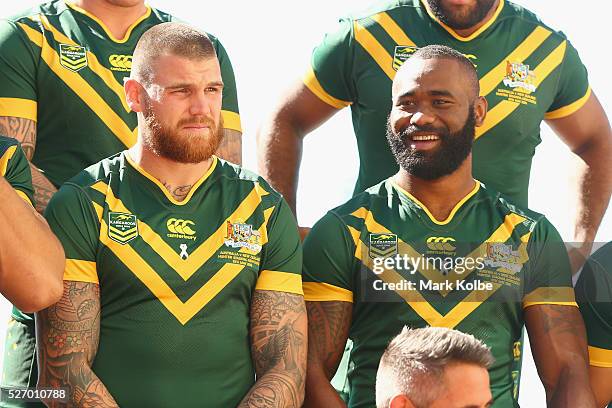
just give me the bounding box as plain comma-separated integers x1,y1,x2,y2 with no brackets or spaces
0,136,33,204
309,0,589,206
576,242,612,357
0,0,240,188
41,152,301,407
303,180,574,408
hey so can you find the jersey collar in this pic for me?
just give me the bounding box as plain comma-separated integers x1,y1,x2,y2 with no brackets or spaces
392,179,481,225
420,0,504,42
64,1,152,44
125,153,218,206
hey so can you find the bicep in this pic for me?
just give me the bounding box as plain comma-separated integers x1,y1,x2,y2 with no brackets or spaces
545,92,611,154
525,304,589,388
0,116,36,160
306,300,352,379
250,289,307,376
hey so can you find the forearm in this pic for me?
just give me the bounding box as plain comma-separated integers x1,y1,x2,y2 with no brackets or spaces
238,368,304,408
216,128,242,165
0,178,64,311
303,367,347,408
547,359,595,408
31,162,58,213
257,112,304,214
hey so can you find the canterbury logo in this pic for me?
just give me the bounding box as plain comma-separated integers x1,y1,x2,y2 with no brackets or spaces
167,218,196,235
426,236,456,251
108,54,132,71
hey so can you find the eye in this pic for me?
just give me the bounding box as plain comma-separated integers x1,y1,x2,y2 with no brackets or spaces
205,86,222,94
433,99,451,105
171,88,189,94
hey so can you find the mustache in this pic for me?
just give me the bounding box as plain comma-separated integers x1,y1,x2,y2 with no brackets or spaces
177,116,216,127
397,124,447,139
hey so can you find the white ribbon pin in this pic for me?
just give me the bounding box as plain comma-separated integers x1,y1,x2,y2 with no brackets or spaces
179,243,189,260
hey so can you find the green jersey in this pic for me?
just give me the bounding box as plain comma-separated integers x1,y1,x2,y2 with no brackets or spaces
43,152,302,407
575,241,612,369
303,180,576,407
0,136,33,205
305,0,590,206
0,0,241,188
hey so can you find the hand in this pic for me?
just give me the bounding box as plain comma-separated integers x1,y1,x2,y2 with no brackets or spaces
299,226,311,241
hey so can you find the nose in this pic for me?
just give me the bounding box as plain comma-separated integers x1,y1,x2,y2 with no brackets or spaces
189,92,213,117
410,110,435,127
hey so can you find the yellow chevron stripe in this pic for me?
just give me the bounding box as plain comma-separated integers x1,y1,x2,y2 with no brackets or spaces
15,190,33,206
0,145,17,176
303,282,353,302
18,23,135,148
522,286,577,308
100,217,247,325
354,20,396,80
92,201,103,222
103,181,267,281
371,12,416,47
303,67,352,109
33,15,131,113
64,259,98,283
91,181,108,195
476,41,567,140
479,26,551,97
545,86,592,120
0,98,37,121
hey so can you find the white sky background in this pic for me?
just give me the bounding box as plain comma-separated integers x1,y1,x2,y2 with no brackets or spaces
1,1,611,406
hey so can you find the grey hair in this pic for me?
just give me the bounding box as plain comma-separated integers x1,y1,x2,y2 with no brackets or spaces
375,327,494,408
131,22,217,86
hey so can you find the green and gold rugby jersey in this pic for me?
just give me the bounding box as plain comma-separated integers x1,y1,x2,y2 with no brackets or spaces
575,241,612,370
0,136,34,206
43,152,302,408
0,0,241,188
305,0,590,206
303,180,576,408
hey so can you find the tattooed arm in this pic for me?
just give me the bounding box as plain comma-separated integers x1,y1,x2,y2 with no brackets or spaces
0,116,57,213
239,290,307,408
525,305,596,407
36,282,119,408
303,301,352,408
216,128,242,165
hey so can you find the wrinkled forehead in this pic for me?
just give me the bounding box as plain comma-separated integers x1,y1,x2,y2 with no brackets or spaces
392,57,471,100
149,53,222,85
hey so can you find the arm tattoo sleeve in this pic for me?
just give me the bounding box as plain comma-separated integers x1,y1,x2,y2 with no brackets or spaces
239,290,307,408
306,301,352,378
36,282,119,408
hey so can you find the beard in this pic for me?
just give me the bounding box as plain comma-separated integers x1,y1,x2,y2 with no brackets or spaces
425,0,497,30
386,107,476,180
141,102,223,164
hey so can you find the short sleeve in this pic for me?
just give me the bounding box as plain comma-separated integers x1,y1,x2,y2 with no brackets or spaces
0,20,38,121
44,183,100,284
544,39,590,120
302,211,355,303
522,217,576,308
213,37,241,133
575,242,612,368
1,141,34,206
303,18,355,109
255,197,303,295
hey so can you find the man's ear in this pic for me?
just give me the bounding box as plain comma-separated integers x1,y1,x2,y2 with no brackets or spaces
474,95,488,127
390,395,416,408
124,78,145,113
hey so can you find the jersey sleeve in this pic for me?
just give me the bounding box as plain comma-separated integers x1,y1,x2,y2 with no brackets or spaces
544,38,590,120
522,217,576,308
0,20,38,122
212,36,241,133
302,211,355,303
1,141,34,206
303,18,355,109
44,183,100,284
575,243,612,367
255,197,303,295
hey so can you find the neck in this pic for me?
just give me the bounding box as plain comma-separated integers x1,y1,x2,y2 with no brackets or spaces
72,0,148,40
128,143,213,203
394,157,475,221
453,0,500,38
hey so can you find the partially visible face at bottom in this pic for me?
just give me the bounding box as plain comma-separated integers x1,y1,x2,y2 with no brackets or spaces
429,362,493,408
